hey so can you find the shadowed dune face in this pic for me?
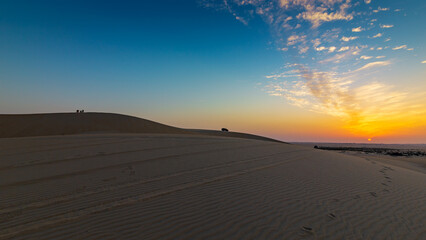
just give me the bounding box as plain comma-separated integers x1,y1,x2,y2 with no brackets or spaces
0,134,425,239
0,113,283,143
0,113,188,138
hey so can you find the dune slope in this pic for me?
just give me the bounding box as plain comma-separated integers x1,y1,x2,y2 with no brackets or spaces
0,113,283,143
0,113,188,138
0,133,425,239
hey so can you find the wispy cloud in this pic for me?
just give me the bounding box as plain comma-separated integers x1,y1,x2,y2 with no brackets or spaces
352,27,364,32
204,0,423,138
353,61,391,72
341,36,358,42
392,45,407,50
278,0,354,28
373,7,390,13
371,33,382,38
422,60,426,64
266,66,425,137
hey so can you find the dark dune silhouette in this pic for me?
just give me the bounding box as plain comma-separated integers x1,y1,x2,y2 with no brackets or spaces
0,112,283,143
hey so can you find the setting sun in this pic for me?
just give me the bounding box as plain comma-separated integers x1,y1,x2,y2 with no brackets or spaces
368,138,372,142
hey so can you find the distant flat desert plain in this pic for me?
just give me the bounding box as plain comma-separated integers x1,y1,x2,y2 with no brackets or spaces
0,113,425,239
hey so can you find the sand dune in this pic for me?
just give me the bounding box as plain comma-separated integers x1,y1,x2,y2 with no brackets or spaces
1,133,425,239
0,113,187,138
0,113,282,143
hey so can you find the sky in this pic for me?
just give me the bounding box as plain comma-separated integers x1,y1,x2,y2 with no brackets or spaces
0,0,425,143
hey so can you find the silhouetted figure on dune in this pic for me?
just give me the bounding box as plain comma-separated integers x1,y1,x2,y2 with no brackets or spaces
221,128,229,132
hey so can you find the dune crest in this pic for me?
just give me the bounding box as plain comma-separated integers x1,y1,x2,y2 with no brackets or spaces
0,112,282,143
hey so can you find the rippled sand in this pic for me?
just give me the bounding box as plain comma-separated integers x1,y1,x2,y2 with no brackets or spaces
1,134,425,239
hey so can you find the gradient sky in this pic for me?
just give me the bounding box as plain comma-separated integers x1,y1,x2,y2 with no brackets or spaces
1,0,425,143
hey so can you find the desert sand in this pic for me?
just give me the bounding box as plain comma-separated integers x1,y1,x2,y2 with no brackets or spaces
0,113,425,239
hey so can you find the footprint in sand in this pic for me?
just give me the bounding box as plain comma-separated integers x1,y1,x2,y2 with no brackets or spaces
381,183,388,186
301,226,313,234
328,213,336,219
370,192,377,197
353,195,360,199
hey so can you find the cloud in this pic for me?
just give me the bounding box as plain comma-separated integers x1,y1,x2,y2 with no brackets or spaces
265,69,302,79
296,2,353,28
352,27,364,32
206,0,425,138
266,67,426,137
341,36,358,41
392,45,407,50
422,61,426,64
316,46,327,51
312,38,321,47
316,46,338,53
320,49,359,63
353,61,391,72
372,33,382,38
299,46,309,53
287,34,306,46
373,7,389,13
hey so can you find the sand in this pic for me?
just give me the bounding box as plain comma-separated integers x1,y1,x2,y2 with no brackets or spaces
0,113,425,239
0,113,281,143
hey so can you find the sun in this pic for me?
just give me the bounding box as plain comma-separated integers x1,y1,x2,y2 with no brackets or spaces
368,138,372,142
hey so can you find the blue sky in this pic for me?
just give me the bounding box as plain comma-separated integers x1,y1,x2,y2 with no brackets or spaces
1,0,425,142
0,1,279,112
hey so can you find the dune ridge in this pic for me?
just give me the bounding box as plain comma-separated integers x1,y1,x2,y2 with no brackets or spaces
0,112,282,143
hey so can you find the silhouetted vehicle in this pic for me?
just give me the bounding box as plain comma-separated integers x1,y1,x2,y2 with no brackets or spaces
221,128,229,132
314,145,319,149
